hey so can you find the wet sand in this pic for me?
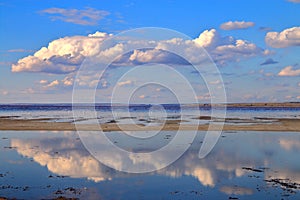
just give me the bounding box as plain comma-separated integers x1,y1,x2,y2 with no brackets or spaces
1,117,300,131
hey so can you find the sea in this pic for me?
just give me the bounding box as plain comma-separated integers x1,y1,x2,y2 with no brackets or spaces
0,104,300,199
0,103,300,123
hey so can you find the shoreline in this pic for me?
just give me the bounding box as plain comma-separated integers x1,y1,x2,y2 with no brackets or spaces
1,117,300,132
1,102,300,107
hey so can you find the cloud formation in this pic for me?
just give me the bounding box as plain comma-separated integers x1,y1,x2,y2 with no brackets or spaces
265,27,300,48
194,29,265,65
278,66,300,76
12,32,111,74
220,21,255,30
39,80,48,84
46,80,59,87
40,7,110,26
12,29,265,75
117,80,133,87
260,58,278,65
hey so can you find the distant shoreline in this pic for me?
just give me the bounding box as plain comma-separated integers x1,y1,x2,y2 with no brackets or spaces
218,102,300,108
0,102,300,107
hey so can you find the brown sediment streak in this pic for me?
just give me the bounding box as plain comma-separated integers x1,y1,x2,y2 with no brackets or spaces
1,118,300,132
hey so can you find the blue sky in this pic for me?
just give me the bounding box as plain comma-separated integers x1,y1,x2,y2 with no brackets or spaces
0,0,299,103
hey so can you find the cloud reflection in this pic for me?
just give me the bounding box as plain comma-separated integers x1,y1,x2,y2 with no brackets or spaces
10,131,300,190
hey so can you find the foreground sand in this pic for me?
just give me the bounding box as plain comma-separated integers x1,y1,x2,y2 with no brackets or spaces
1,102,300,131
1,117,300,132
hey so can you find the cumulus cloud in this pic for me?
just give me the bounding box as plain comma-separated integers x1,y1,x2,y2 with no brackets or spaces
12,29,265,76
194,29,264,64
194,29,221,48
265,27,300,48
40,7,110,26
220,21,255,30
12,32,111,74
260,58,278,65
278,66,300,76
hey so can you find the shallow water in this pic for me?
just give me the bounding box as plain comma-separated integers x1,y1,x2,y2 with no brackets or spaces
1,104,300,127
0,131,300,199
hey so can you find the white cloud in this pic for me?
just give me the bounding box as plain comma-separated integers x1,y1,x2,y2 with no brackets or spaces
39,80,48,84
265,27,300,48
12,29,265,76
194,29,264,64
40,7,110,26
46,80,59,87
215,39,261,62
117,80,133,87
12,32,110,74
278,66,300,76
220,21,255,30
62,76,73,86
194,29,221,48
129,49,171,64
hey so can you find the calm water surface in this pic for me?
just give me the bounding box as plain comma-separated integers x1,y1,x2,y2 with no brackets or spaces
0,131,299,199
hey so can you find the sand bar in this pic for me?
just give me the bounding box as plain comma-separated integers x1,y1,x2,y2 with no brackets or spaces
1,117,300,131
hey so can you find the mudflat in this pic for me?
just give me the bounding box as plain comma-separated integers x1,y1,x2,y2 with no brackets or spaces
1,117,300,131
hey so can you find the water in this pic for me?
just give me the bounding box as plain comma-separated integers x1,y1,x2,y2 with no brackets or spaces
0,104,299,124
0,131,299,199
0,104,300,199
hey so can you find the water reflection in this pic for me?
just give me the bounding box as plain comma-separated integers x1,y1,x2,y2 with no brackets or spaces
2,131,300,199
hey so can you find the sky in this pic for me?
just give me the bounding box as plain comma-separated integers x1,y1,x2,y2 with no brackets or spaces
0,0,300,103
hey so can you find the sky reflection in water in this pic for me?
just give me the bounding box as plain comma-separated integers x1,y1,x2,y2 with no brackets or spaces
0,131,300,199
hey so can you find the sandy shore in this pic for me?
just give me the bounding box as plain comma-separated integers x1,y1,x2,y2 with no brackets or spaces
1,117,300,132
